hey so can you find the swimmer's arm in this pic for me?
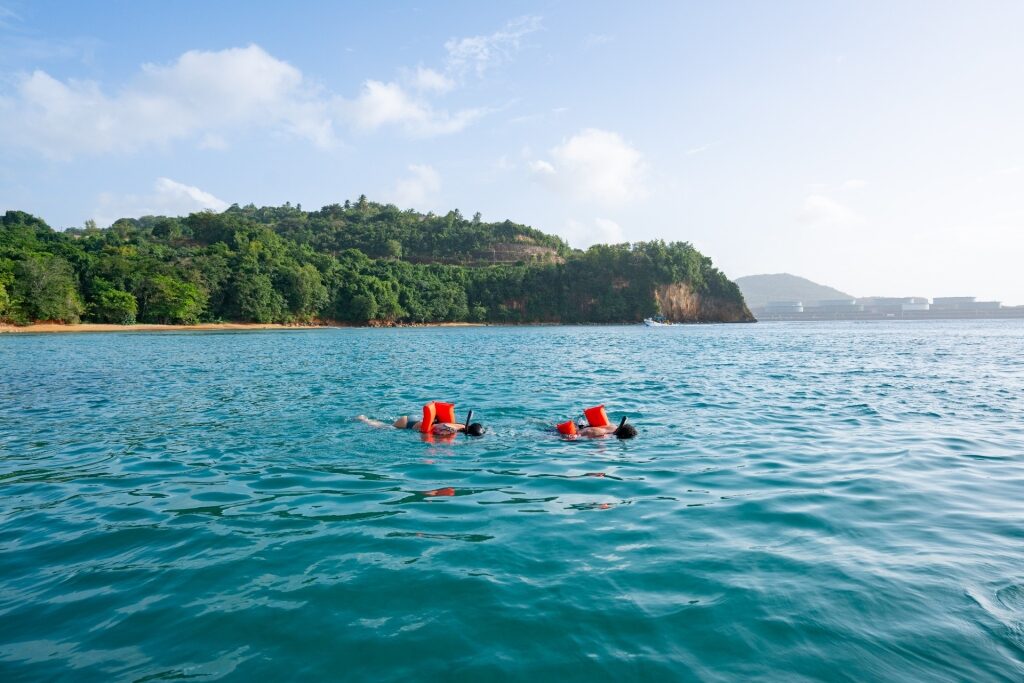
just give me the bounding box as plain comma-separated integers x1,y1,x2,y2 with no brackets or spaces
431,423,466,434
578,425,616,437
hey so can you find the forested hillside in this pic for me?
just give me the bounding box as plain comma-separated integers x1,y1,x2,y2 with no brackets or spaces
0,199,752,326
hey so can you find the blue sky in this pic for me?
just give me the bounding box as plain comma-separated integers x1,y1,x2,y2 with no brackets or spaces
2,1,1023,303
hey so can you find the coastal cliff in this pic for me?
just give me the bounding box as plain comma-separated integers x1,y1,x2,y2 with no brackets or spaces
655,283,756,323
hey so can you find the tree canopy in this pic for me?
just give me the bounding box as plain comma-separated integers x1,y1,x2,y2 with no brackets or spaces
0,201,747,326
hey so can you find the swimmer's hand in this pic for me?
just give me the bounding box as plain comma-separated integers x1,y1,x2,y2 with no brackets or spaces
432,423,457,435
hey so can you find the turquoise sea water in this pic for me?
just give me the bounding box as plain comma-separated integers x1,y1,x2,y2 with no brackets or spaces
1,321,1023,681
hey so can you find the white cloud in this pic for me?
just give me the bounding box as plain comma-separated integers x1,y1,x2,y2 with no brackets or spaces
583,34,614,48
528,159,555,175
444,15,542,77
494,155,514,171
685,142,717,156
509,106,569,125
842,179,867,190
798,194,861,225
407,66,455,94
0,40,506,159
0,4,18,27
530,128,649,206
338,16,542,135
593,217,625,243
95,177,228,226
562,217,626,249
198,133,227,150
342,79,483,136
0,45,335,158
387,164,441,209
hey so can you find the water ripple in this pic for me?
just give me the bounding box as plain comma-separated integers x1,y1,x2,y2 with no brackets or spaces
1,321,1023,681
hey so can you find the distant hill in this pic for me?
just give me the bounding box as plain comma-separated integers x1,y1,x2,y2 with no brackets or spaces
735,273,854,309
0,203,753,326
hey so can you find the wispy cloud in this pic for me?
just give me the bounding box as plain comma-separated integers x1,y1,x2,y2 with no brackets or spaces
0,4,102,68
444,15,542,78
530,128,649,206
0,15,543,159
685,142,719,156
0,41,507,159
95,177,228,226
798,194,861,226
583,34,614,48
0,4,19,28
386,164,442,209
562,217,625,249
342,80,484,136
0,45,336,158
337,16,539,137
405,65,456,94
509,106,568,125
0,13,543,159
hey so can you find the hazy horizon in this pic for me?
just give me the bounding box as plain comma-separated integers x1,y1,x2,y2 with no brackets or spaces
2,1,1022,304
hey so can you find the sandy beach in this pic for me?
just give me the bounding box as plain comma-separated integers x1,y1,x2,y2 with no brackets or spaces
0,321,491,334
0,322,325,334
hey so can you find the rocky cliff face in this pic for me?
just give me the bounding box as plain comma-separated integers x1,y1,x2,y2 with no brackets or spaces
654,283,756,323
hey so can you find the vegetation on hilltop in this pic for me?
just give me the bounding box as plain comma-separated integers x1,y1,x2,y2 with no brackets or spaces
0,199,748,326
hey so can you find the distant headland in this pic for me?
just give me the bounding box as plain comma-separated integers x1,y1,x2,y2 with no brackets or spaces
737,273,1024,321
0,200,754,329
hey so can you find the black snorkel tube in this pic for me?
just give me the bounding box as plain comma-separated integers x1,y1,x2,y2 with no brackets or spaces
464,410,487,437
613,415,637,439
611,416,627,436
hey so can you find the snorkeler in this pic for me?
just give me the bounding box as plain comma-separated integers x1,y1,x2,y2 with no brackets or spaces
555,405,637,439
357,401,486,437
577,418,637,439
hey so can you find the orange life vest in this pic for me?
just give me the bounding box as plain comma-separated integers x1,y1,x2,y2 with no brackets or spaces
420,401,456,432
420,402,437,432
556,420,578,436
435,401,456,424
584,405,610,428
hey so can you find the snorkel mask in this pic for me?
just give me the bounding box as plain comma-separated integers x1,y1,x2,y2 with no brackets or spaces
464,410,486,437
613,416,636,439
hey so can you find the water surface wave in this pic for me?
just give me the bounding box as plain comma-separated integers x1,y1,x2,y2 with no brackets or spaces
1,321,1023,681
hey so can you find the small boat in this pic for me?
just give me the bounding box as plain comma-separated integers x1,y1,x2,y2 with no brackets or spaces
643,318,669,327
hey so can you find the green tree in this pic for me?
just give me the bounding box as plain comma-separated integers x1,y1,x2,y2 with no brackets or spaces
11,255,84,322
0,205,748,327
348,293,377,322
232,271,285,323
0,281,10,320
92,288,138,324
278,263,327,321
141,276,206,324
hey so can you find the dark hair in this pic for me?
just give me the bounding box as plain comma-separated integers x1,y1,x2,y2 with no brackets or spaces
614,424,637,439
467,423,486,437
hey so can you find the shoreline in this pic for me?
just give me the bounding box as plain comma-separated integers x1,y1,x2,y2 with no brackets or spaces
0,321,491,334
0,319,759,334
0,322,326,334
